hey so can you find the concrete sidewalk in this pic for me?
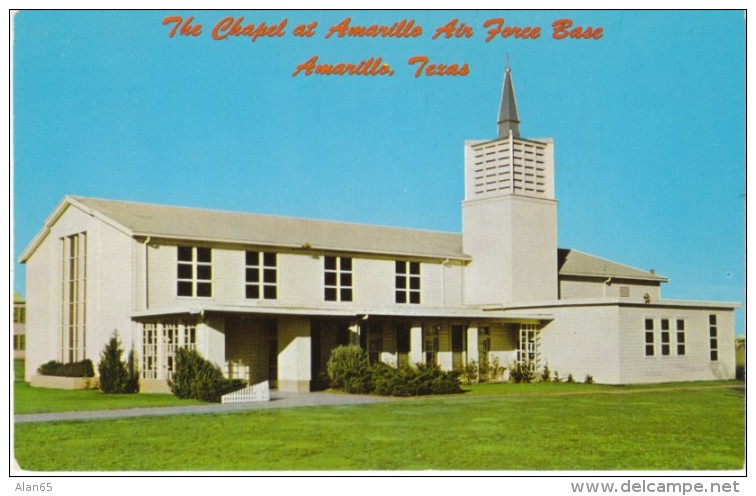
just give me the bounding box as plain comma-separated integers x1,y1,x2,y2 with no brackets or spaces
14,391,396,424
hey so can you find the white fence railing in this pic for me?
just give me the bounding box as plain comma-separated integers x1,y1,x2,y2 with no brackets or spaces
221,380,270,404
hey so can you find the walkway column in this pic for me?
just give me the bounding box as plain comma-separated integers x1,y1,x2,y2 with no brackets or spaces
467,326,479,364
409,324,423,366
277,316,311,392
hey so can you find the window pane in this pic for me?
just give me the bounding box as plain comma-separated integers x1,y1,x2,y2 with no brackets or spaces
178,246,193,261
676,319,685,331
645,319,654,330
645,345,654,356
409,291,420,304
710,338,718,349
263,252,276,267
177,264,193,279
263,285,277,300
661,319,669,331
409,276,420,290
196,248,211,263
177,281,193,296
196,265,212,280
340,273,352,287
324,287,337,301
246,285,260,299
395,290,406,303
340,257,352,271
246,251,259,266
710,350,718,361
677,332,685,343
324,272,337,286
677,344,686,355
661,345,670,356
709,314,717,325
395,261,406,274
246,268,259,282
409,262,420,275
340,288,353,301
710,327,717,338
264,269,276,283
395,275,406,289
324,256,336,270
196,283,212,297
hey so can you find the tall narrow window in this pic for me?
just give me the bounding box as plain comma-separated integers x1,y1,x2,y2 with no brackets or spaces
644,318,655,356
61,233,87,363
396,324,410,368
423,326,439,365
395,261,421,304
177,246,212,297
142,320,196,380
676,319,686,356
709,314,719,361
660,319,670,356
517,324,540,370
246,251,277,299
324,256,352,301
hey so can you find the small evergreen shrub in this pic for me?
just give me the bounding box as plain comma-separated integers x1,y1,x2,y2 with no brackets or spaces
326,345,372,393
486,357,506,382
98,331,137,394
170,347,245,402
541,364,551,382
510,361,535,383
552,371,562,383
584,374,594,384
126,349,140,393
566,373,575,384
37,359,95,378
462,360,479,384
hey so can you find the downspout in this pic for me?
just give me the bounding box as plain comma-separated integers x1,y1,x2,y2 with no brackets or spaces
143,237,151,310
603,278,612,298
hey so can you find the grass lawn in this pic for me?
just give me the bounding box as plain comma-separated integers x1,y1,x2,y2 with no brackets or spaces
14,360,203,414
14,384,744,471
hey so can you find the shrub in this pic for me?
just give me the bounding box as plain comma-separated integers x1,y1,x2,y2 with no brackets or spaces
552,371,562,383
98,332,132,394
170,348,245,402
541,364,551,382
38,359,95,378
584,374,594,384
126,349,140,393
486,357,506,382
566,373,575,384
371,362,461,397
510,361,535,383
462,360,479,384
326,345,372,393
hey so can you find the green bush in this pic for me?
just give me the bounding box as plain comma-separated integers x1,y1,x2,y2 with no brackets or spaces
584,374,594,384
369,362,461,397
510,361,536,383
170,348,245,402
541,364,551,382
462,360,479,384
98,332,134,394
326,345,372,393
37,359,94,378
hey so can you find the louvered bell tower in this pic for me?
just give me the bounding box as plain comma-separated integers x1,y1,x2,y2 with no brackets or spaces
462,62,558,305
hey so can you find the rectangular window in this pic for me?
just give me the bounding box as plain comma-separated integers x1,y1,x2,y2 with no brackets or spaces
660,319,670,356
644,318,655,356
423,326,439,366
13,306,25,323
517,323,540,370
324,256,352,301
395,261,421,304
177,246,212,297
676,319,686,355
61,233,87,363
245,251,277,299
709,314,718,361
142,320,196,380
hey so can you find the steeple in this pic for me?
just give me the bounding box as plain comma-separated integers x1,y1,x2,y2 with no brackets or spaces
497,58,520,139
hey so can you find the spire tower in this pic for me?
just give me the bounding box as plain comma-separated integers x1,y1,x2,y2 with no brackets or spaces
497,59,521,138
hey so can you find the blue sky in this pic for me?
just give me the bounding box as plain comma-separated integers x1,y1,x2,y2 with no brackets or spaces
12,10,746,332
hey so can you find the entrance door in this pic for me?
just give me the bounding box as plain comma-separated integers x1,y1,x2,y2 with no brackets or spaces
451,325,465,371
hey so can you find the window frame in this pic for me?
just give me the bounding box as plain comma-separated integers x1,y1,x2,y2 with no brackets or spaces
395,260,421,304
245,250,278,300
177,246,212,298
323,255,353,302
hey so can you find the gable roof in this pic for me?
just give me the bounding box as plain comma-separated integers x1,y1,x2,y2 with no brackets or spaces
557,248,667,282
19,196,469,262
